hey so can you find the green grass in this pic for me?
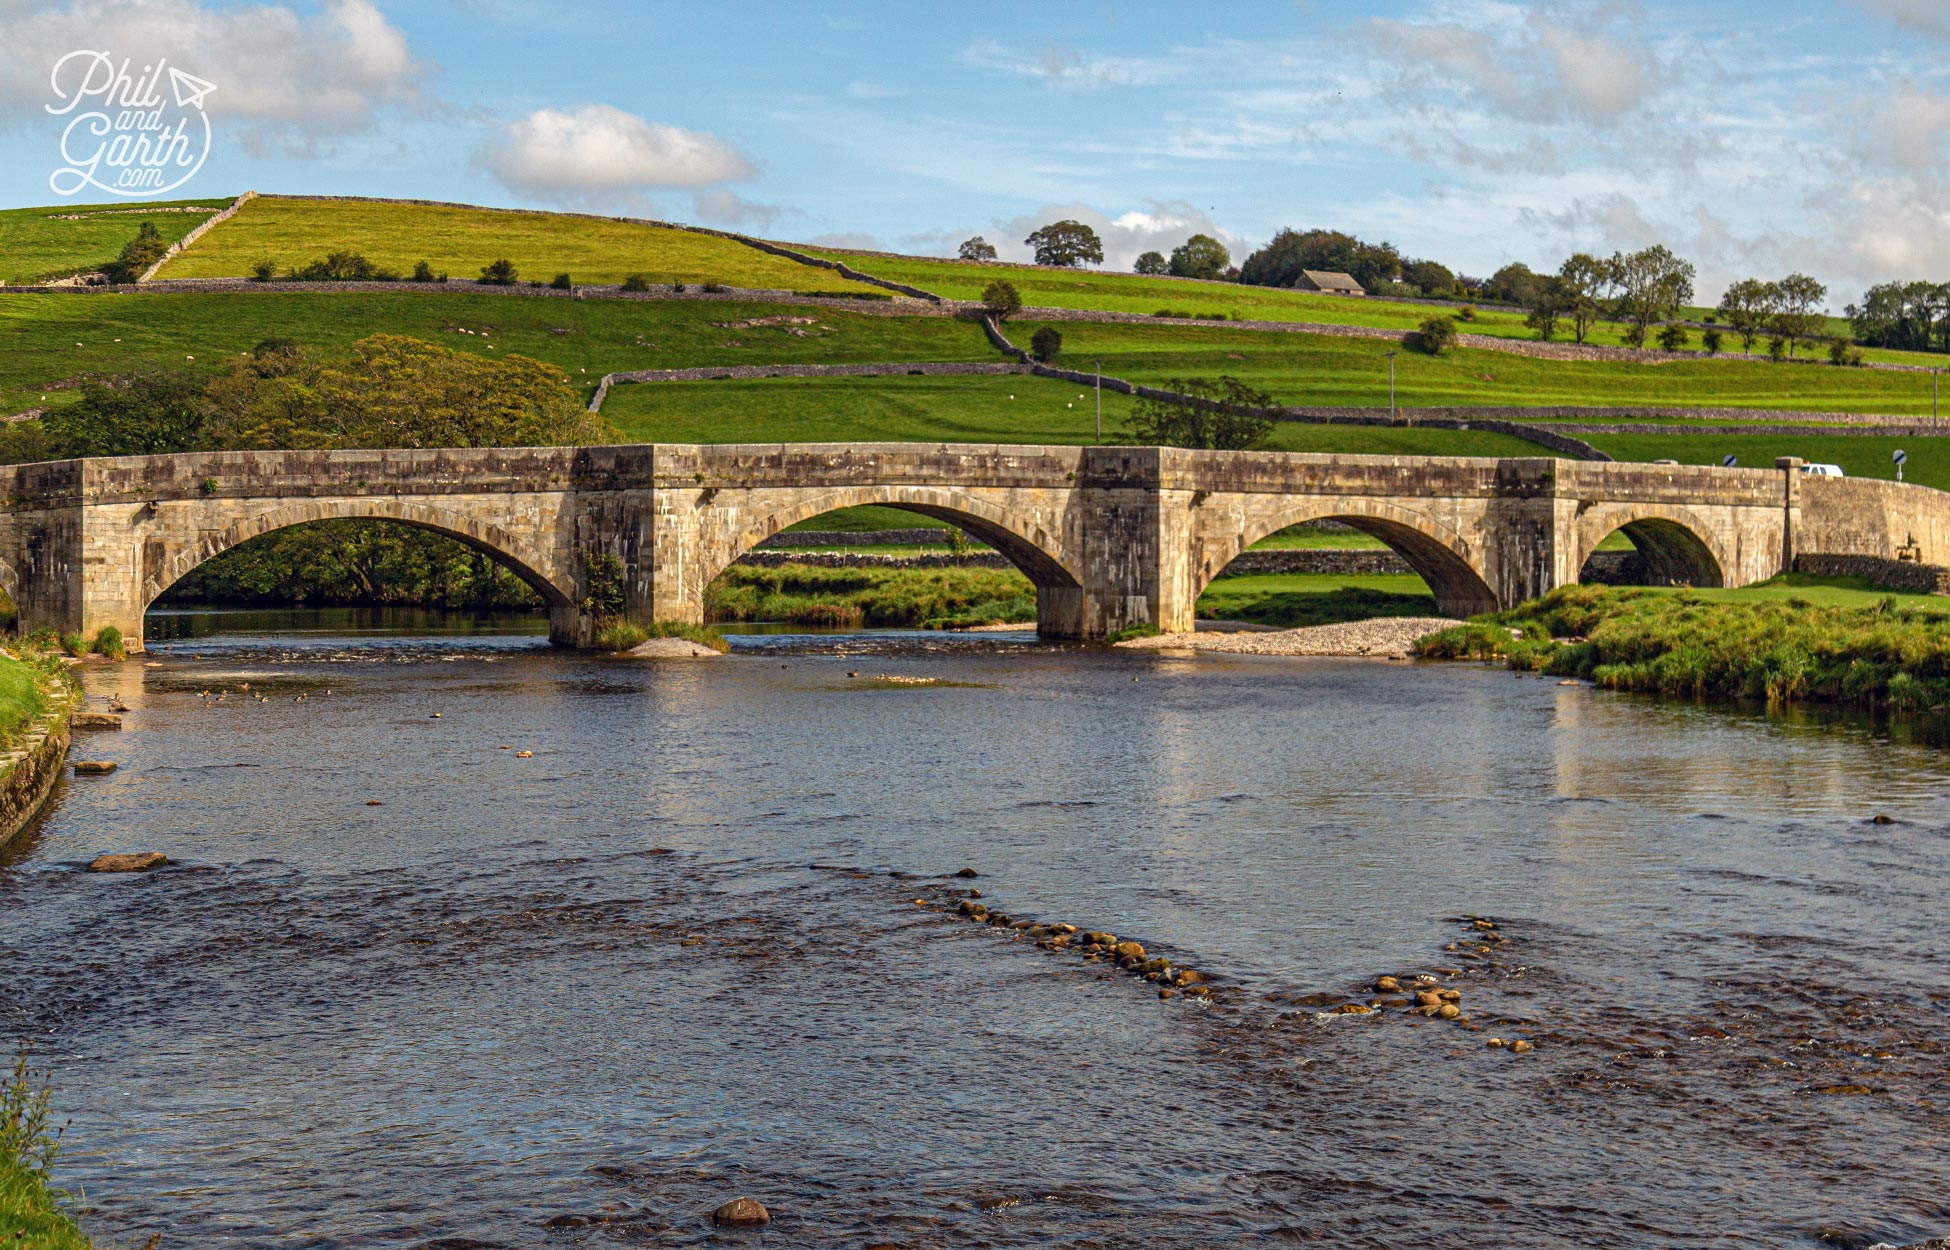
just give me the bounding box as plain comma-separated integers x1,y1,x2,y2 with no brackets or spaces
599,372,1545,455
1417,581,1950,711
0,291,991,415
1005,318,1950,417
1193,571,1438,626
1586,432,1947,489
0,197,230,285
706,563,1037,629
159,196,878,292
2,1050,91,1250
0,651,49,750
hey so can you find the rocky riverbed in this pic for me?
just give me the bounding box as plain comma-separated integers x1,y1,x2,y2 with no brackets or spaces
1115,615,1461,657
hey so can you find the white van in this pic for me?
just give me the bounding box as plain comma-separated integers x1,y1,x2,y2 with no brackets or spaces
1800,463,1846,477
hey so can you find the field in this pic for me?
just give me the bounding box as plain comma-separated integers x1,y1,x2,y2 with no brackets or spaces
598,372,1546,454
1006,318,1950,417
0,292,990,415
0,197,230,285
1587,432,1946,489
153,196,879,292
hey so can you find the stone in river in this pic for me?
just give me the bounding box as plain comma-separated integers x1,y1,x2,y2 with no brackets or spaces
1510,1040,1535,1054
712,1197,770,1226
1375,975,1402,992
88,852,167,872
72,761,117,775
1113,941,1146,961
954,867,980,877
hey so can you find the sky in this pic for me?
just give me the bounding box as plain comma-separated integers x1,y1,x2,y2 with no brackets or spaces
2,0,1948,305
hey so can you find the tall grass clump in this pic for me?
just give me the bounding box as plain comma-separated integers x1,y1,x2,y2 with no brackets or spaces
1,1047,92,1250
1416,583,1950,711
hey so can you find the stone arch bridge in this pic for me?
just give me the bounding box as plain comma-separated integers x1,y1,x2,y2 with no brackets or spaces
1,443,1942,649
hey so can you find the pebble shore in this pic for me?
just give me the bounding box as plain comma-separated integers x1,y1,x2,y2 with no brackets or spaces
1115,616,1461,658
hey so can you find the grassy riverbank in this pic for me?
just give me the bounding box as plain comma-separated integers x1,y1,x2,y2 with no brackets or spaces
1416,582,1950,710
2,1051,91,1250
0,647,56,750
706,564,1036,629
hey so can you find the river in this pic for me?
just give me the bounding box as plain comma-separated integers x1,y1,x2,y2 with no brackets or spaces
3,608,1947,1248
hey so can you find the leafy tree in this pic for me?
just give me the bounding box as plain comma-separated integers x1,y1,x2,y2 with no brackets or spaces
957,236,998,262
1523,275,1571,341
1168,234,1230,280
102,222,170,284
1827,338,1864,366
1557,253,1610,344
1402,258,1457,297
1656,323,1691,351
1133,250,1169,275
1024,220,1103,267
1608,245,1696,347
478,258,518,285
1122,376,1277,450
1030,326,1063,362
1716,278,1779,354
550,272,573,290
1408,314,1458,355
981,279,1022,321
411,260,440,283
1238,227,1403,290
1771,272,1828,359
1484,262,1542,307
1701,327,1724,355
43,370,212,456
1848,280,1950,353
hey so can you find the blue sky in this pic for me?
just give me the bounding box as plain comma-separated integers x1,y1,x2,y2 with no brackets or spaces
4,0,1948,304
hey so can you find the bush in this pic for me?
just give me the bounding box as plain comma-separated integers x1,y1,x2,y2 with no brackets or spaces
411,260,438,283
249,258,276,282
1456,304,1477,321
289,250,385,281
1407,315,1457,355
621,273,651,292
101,221,169,283
58,633,87,659
2,1047,89,1250
1620,323,1648,348
1701,327,1724,355
592,619,649,651
1828,339,1865,367
89,625,125,661
1656,323,1691,351
1030,326,1062,362
1767,336,1788,361
701,281,730,293
478,258,518,285
981,279,1022,321
550,272,572,291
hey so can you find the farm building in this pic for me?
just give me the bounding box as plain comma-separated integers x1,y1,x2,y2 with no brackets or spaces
1297,270,1365,296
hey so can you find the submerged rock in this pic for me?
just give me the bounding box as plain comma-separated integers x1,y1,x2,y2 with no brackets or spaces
712,1197,770,1226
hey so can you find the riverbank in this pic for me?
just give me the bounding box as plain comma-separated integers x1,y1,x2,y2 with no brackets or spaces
0,646,78,855
1416,582,1950,711
1116,616,1461,657
2,1051,92,1250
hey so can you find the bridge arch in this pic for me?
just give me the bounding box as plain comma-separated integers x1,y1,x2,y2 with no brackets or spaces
1198,497,1499,618
1575,503,1728,589
144,499,578,609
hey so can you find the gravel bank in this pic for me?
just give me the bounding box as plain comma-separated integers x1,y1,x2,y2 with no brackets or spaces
1115,616,1461,658
626,637,724,658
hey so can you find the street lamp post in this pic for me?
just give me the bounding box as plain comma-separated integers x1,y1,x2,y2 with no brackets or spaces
1386,351,1397,419
1094,361,1102,442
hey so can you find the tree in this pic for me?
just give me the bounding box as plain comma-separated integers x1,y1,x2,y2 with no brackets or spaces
1716,278,1780,354
1402,258,1457,297
1122,376,1277,450
1656,323,1691,351
1484,262,1542,307
1771,272,1828,359
1848,280,1950,353
1408,314,1458,355
478,258,518,285
1557,253,1610,345
958,236,998,262
981,279,1022,321
102,222,169,284
1024,220,1103,267
1608,245,1696,347
1239,227,1404,290
43,370,212,456
1523,275,1571,341
1133,250,1169,276
1168,234,1230,280
1030,326,1062,362
1701,327,1724,355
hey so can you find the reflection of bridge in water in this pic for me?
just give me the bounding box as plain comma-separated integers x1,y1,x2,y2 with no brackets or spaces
3,444,1941,648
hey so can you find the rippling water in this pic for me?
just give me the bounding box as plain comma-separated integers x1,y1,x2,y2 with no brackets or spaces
4,609,1949,1248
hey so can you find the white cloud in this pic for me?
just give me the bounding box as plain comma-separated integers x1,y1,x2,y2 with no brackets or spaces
0,0,426,141
961,38,1179,90
1855,0,1950,39
481,104,754,207
691,188,787,231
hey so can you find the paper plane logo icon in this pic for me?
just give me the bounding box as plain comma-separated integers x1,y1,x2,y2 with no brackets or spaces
168,67,216,110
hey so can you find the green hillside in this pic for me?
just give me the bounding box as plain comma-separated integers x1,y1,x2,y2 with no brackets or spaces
153,195,878,292
0,197,230,285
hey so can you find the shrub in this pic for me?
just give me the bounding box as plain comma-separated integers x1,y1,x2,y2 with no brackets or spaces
58,633,88,658
1456,304,1477,321
981,279,1022,321
701,281,730,293
550,272,572,290
290,250,382,281
1828,339,1865,367
478,258,518,285
411,260,437,283
1030,326,1062,362
642,620,730,653
672,281,687,293
101,221,169,283
1620,323,1648,348
1701,327,1724,355
1656,323,1691,351
1767,336,1788,361
249,258,276,282
593,619,649,651
1108,622,1162,642
89,625,126,661
1407,315,1457,355
621,273,652,292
